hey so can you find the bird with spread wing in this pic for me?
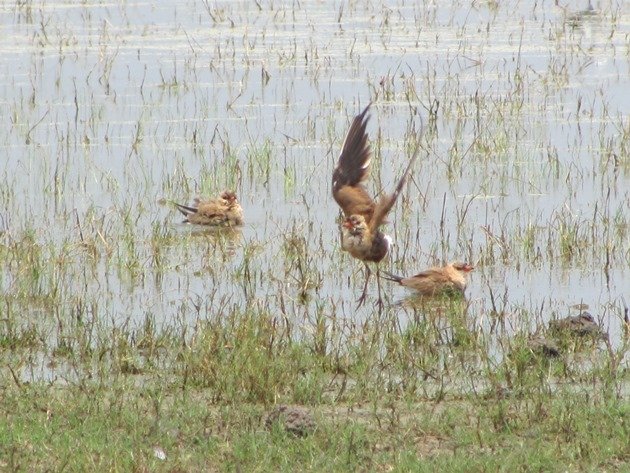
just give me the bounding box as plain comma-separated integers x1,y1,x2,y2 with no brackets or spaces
332,104,421,308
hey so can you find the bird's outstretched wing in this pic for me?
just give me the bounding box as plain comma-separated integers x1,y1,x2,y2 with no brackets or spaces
332,104,375,220
368,139,421,232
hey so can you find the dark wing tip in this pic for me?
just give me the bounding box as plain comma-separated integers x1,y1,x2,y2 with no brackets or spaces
332,103,374,192
393,138,423,198
369,122,425,230
368,150,419,230
357,102,372,121
175,203,198,217
380,270,404,284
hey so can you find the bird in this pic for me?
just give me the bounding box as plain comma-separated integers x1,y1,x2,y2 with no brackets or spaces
548,311,606,340
381,262,474,298
175,190,243,226
332,103,421,308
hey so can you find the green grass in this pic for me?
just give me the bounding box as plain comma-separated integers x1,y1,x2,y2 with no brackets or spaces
1,366,628,472
2,302,628,471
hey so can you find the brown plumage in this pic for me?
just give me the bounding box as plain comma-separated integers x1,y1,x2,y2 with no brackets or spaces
548,311,607,340
381,262,474,297
175,190,243,226
332,104,421,308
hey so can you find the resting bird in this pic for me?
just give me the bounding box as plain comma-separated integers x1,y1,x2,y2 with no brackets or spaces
175,190,243,226
381,262,474,297
332,103,421,308
548,311,606,340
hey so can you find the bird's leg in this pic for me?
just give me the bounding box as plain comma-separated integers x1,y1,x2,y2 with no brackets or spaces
337,212,345,248
356,263,372,308
375,265,385,312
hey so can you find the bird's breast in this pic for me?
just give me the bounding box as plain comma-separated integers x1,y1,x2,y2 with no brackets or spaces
341,229,390,263
341,230,366,252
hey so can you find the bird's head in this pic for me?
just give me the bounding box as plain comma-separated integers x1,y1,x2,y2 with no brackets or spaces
221,191,238,205
342,215,368,234
452,262,474,274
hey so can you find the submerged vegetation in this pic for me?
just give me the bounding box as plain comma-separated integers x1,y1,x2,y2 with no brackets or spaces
1,0,629,470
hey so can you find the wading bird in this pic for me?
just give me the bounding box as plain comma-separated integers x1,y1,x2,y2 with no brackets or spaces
175,190,243,226
332,104,421,308
381,262,474,298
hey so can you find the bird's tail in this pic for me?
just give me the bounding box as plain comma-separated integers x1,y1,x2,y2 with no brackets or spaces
174,202,198,217
380,270,404,284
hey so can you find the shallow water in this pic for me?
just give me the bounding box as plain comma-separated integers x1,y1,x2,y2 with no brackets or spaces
1,0,629,381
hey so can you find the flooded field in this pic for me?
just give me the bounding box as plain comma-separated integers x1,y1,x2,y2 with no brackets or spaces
1,1,630,470
2,0,630,372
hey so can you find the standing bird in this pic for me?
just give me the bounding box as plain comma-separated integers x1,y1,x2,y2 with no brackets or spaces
332,104,421,308
175,190,243,226
381,262,474,298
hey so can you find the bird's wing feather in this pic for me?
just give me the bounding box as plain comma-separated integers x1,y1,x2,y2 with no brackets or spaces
380,270,404,283
369,139,422,232
332,104,375,218
175,203,198,217
409,268,448,281
196,200,229,217
333,186,374,219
